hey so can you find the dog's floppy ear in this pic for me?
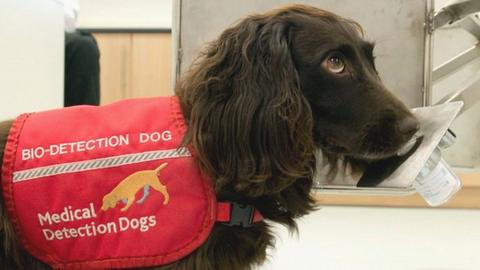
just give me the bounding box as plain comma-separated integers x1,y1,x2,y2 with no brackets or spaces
178,13,314,197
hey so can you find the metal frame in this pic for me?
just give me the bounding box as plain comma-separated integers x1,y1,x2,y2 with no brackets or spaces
423,0,435,106
459,14,480,39
434,0,480,29
435,79,480,115
433,44,480,82
433,1,480,113
171,0,182,88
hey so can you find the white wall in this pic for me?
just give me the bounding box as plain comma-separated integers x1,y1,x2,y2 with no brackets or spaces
0,0,64,121
77,0,172,29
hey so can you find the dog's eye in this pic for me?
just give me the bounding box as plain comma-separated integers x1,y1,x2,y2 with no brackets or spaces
323,53,346,74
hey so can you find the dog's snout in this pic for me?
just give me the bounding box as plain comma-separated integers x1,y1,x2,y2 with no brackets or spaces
397,116,419,137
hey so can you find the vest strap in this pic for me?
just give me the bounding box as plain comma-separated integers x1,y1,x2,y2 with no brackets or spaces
216,202,263,227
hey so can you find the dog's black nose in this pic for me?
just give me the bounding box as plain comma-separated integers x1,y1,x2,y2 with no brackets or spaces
397,116,420,137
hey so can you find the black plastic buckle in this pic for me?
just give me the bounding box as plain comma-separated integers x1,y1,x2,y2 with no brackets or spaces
224,202,255,228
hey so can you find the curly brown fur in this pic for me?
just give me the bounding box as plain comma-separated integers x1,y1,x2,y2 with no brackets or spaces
0,4,419,270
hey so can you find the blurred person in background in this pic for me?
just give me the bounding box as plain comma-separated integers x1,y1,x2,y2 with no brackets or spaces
63,0,100,106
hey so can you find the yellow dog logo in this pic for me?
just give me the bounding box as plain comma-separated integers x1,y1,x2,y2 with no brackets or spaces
101,163,170,212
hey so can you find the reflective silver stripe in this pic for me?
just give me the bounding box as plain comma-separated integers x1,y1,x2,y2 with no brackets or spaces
12,147,191,183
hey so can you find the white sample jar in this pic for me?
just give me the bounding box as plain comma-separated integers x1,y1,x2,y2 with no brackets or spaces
414,131,462,206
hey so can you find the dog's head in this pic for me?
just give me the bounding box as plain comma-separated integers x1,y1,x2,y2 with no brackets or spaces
101,193,118,211
286,7,419,161
177,5,418,199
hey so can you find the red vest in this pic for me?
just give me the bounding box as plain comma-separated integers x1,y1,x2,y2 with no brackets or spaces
2,97,261,269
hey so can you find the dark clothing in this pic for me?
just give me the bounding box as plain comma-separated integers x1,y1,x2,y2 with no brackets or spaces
64,31,100,106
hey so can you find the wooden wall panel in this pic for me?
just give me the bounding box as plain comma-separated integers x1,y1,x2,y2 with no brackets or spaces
93,33,132,105
93,32,172,105
131,33,173,97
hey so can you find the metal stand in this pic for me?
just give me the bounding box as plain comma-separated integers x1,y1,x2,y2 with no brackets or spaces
433,0,480,114
434,0,480,29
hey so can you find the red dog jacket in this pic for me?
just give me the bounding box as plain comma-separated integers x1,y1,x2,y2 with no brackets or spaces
2,97,262,269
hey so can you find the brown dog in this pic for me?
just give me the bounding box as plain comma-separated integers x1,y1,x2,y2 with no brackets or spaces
1,5,419,270
101,162,170,212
